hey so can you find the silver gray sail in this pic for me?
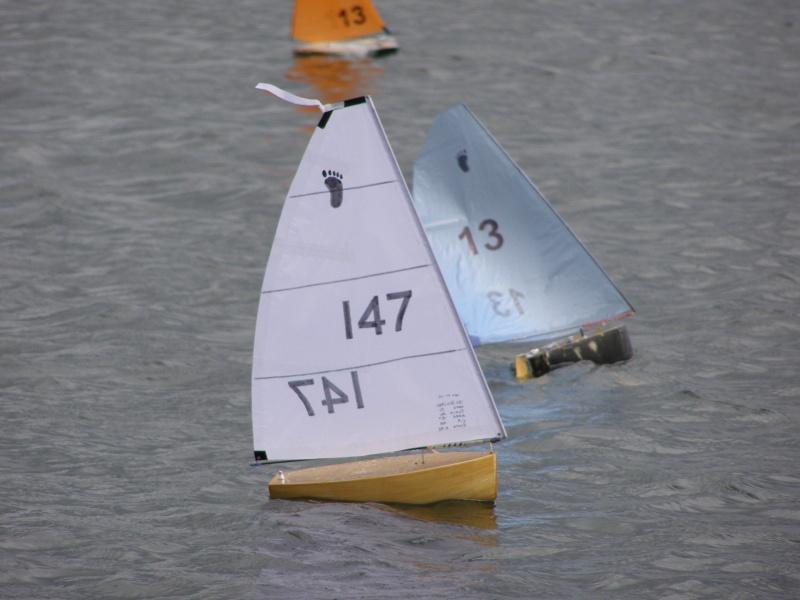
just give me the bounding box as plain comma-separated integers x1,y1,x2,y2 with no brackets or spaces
412,105,633,346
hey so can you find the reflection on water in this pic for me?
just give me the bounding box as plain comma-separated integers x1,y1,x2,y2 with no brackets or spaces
379,500,498,531
4,0,800,597
286,55,385,103
284,55,386,128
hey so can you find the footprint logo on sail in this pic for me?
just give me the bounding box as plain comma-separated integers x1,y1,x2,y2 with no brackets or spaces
456,150,469,173
322,170,344,208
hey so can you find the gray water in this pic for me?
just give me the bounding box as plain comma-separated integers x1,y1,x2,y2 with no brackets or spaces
2,0,800,598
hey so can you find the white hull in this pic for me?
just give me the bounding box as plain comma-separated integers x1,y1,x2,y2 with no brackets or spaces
295,34,398,57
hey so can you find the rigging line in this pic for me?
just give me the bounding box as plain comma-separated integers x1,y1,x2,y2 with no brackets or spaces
289,179,397,199
253,347,466,380
581,311,634,329
262,263,430,295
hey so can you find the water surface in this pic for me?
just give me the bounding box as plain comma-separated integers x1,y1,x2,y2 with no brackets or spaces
2,0,799,597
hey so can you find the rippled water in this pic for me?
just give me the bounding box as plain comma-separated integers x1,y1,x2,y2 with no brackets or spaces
2,0,800,597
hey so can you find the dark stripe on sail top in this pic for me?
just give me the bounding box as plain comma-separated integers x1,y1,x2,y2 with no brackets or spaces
254,347,466,380
317,111,332,129
317,96,368,129
262,263,430,295
344,96,367,107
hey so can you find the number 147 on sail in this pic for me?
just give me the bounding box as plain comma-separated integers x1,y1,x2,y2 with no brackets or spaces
342,290,412,339
289,371,364,417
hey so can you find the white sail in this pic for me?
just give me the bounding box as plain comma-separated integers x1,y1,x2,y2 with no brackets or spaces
252,94,506,463
412,105,634,347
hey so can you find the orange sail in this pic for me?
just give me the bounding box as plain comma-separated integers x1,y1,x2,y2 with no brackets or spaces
292,0,387,43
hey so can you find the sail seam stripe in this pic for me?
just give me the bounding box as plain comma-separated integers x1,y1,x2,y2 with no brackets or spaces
289,179,396,199
262,264,430,295
254,347,466,380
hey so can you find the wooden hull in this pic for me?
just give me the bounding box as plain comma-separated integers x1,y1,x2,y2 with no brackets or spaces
515,324,633,381
268,451,497,504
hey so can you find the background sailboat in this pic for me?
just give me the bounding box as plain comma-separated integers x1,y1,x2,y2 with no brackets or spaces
252,85,506,504
292,0,398,57
412,105,634,380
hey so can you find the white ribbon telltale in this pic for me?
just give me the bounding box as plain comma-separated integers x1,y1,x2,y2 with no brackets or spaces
256,83,338,112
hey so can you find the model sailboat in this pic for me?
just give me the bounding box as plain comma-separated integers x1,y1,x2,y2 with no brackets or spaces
292,0,398,57
412,105,634,381
252,84,506,504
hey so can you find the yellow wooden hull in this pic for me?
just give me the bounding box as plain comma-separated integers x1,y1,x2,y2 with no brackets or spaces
268,451,497,505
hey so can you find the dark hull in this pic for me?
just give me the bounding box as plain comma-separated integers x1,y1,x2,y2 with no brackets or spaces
515,324,633,381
